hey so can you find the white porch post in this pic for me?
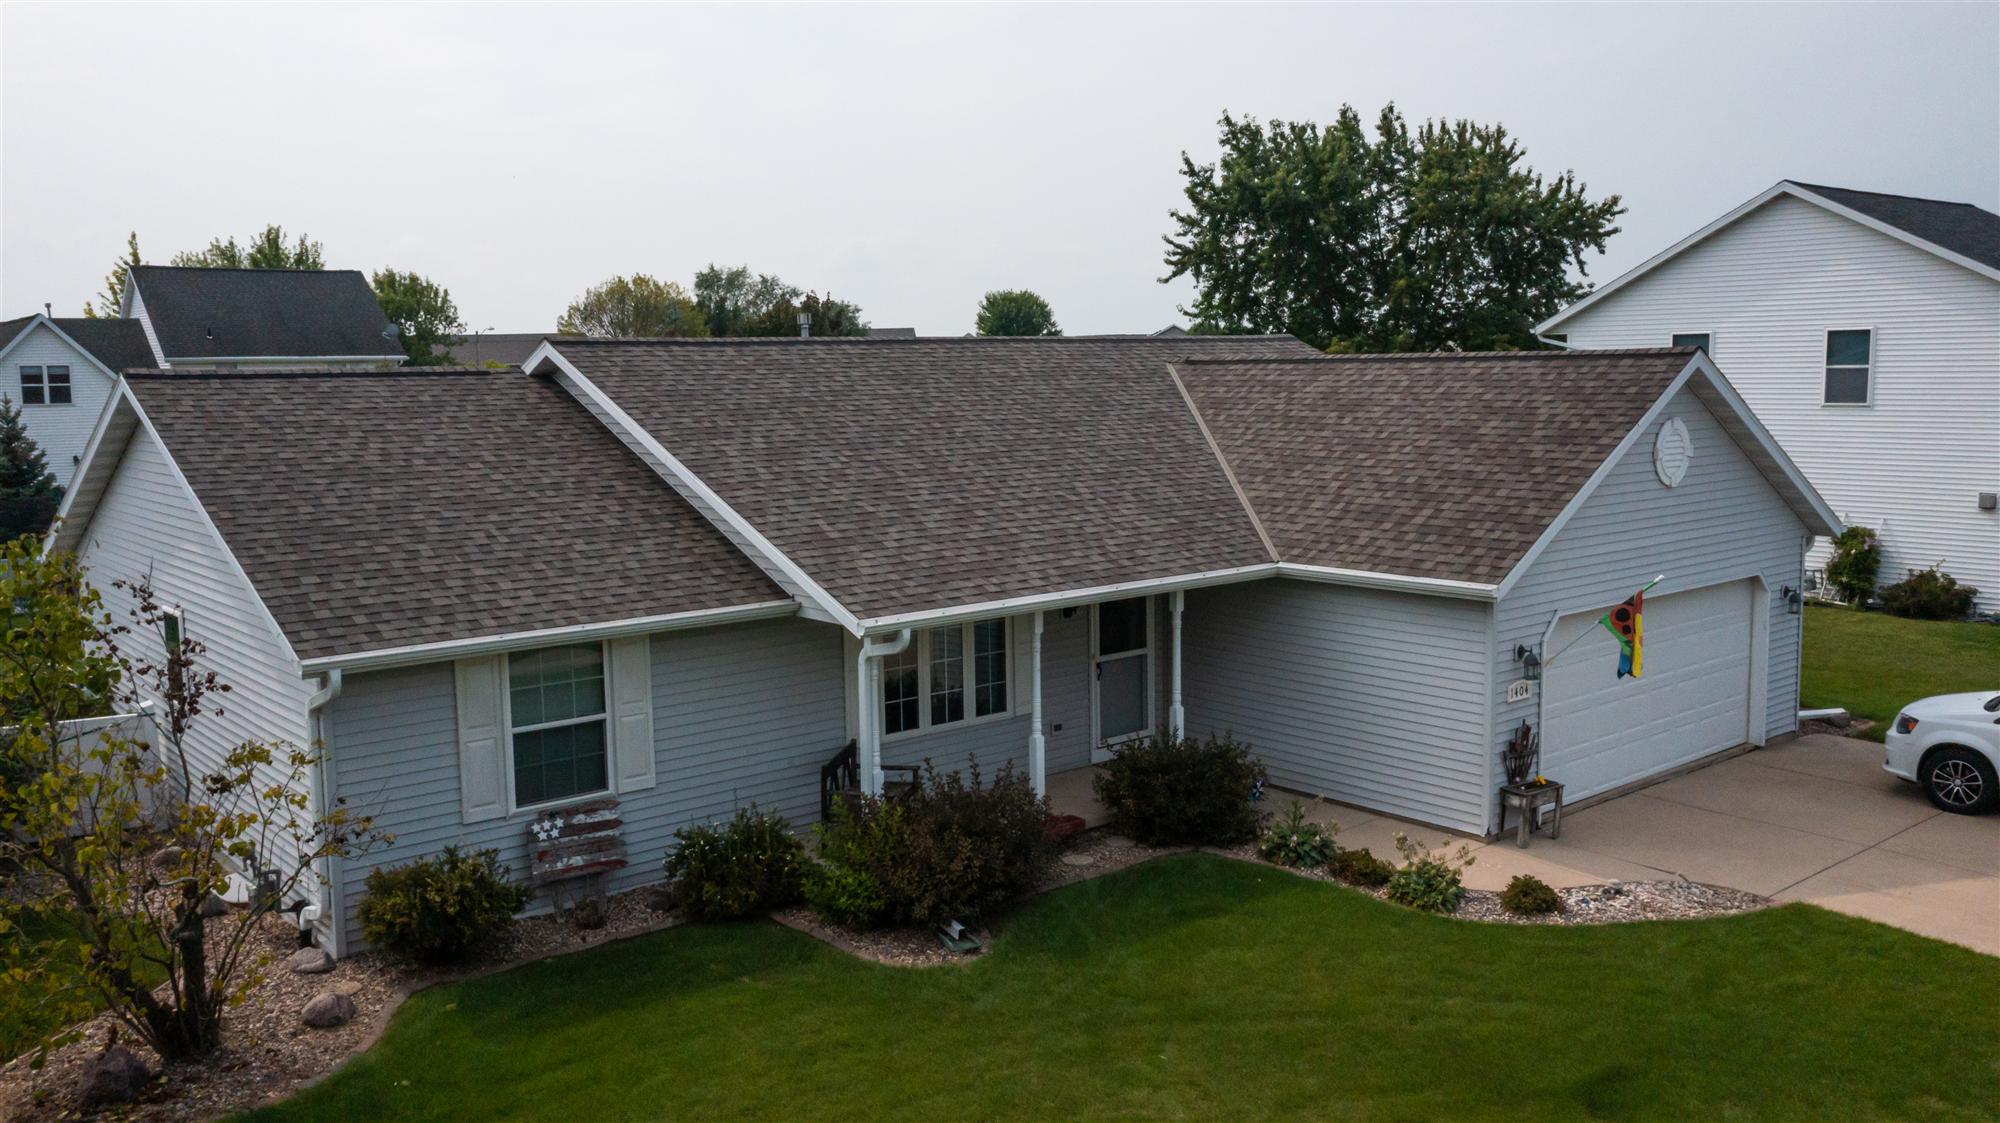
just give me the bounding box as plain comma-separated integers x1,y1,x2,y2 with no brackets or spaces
1168,590,1185,738
1029,611,1046,797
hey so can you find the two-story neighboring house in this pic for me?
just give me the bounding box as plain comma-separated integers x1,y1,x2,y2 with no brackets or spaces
1539,181,2000,610
121,265,406,369
0,314,155,485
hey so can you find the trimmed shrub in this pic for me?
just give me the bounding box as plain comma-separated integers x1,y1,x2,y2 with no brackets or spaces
1499,874,1562,916
1327,847,1394,888
1824,526,1880,606
1257,801,1337,868
806,759,1053,929
357,847,530,964
1877,567,1979,621
1383,834,1474,914
663,806,808,922
1092,733,1267,845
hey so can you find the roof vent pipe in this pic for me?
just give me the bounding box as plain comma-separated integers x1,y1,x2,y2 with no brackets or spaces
797,311,811,339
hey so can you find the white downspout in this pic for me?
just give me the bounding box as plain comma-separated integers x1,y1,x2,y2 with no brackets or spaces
856,629,912,795
304,669,343,953
1029,612,1046,796
1168,590,1185,738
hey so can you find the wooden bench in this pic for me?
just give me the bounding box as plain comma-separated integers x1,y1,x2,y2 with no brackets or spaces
820,740,919,821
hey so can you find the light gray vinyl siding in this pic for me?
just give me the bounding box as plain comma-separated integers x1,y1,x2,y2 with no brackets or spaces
1555,194,2000,608
75,425,313,878
1182,579,1494,833
1493,387,1811,819
329,615,848,950
4,322,119,485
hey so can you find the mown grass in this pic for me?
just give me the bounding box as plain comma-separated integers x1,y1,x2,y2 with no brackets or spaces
1802,603,2000,741
249,854,2000,1122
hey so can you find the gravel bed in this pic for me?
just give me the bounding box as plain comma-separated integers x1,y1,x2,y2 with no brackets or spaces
0,887,678,1122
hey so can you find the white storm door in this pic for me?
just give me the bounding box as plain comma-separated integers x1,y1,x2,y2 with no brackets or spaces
1092,596,1154,761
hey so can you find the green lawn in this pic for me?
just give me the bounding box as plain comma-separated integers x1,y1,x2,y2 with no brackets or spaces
1802,603,2000,741
249,855,2000,1122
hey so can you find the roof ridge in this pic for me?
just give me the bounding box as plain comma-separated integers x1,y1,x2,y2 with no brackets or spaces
134,264,370,277
126,366,511,380
1176,346,1694,365
555,334,1303,346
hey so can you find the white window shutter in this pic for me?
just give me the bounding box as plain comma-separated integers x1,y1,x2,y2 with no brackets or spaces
609,635,657,793
454,656,506,823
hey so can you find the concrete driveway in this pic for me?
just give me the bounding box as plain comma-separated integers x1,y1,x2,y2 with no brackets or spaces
1327,734,1999,955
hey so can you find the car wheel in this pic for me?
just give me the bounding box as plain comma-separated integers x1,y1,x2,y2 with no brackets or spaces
1920,747,1999,815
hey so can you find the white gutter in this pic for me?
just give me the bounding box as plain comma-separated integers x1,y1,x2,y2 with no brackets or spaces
1275,563,1499,601
296,600,798,676
856,629,913,794
304,669,343,952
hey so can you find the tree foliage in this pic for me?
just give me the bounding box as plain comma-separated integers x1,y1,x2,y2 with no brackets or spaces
0,550,383,1062
372,269,465,365
557,274,709,338
1162,106,1624,352
169,225,325,270
82,232,144,319
0,396,61,541
974,290,1061,336
692,264,869,337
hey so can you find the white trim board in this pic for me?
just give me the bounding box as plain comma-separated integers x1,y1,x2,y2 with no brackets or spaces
1539,180,2000,333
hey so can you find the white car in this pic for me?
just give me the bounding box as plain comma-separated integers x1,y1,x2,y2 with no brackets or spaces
1884,691,2000,814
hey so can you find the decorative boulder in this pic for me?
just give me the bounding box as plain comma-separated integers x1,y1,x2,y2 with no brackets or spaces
199,892,229,918
150,845,185,871
301,991,357,1029
288,946,335,975
78,1046,151,1108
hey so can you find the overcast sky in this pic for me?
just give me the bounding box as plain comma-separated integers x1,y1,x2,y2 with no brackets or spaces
4,3,1995,336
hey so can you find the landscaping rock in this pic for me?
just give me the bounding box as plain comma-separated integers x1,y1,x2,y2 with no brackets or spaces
332,979,364,997
1059,853,1095,867
200,891,230,917
287,946,335,975
77,1045,150,1109
301,991,356,1029
150,845,185,871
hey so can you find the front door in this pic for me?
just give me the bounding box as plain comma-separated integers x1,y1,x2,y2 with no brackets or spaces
1091,596,1153,762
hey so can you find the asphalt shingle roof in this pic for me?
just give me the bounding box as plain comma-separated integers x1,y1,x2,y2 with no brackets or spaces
1790,182,2000,272
1173,349,1699,585
124,367,783,661
0,316,156,372
130,266,405,362
549,336,1320,621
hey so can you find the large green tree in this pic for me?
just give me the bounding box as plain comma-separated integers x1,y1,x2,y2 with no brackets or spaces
82,232,144,318
0,398,60,540
372,269,465,365
692,265,868,337
557,274,709,338
974,290,1061,336
170,224,325,270
1162,106,1624,352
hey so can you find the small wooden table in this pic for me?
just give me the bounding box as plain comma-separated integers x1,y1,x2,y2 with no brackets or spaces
1497,781,1564,848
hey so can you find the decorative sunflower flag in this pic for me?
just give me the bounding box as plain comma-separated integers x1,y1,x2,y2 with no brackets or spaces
1599,578,1661,679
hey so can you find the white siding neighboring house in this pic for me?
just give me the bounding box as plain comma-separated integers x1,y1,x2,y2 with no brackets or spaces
0,315,154,485
1540,181,2000,609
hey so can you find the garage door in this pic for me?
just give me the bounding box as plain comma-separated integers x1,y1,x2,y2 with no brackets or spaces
1542,580,1756,800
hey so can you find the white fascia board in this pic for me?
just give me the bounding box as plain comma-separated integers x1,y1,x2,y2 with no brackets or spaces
0,315,123,383
1491,359,1702,600
1685,352,1845,536
856,564,1281,633
1783,183,2000,284
1537,183,1793,333
47,383,139,555
297,599,798,676
525,342,861,634
1274,563,1499,601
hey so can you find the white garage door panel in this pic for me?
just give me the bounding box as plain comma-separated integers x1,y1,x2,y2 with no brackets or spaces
1543,581,1754,800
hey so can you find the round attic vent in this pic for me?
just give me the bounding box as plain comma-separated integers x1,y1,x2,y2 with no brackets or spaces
1654,417,1692,487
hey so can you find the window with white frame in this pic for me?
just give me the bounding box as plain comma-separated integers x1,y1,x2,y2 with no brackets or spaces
1670,332,1710,355
1824,329,1872,405
882,618,1010,737
20,365,71,406
507,643,610,808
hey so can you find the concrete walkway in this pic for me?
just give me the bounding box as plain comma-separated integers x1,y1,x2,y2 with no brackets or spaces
1050,735,1999,954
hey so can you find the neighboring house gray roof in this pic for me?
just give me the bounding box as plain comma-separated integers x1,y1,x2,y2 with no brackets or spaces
1173,349,1699,586
444,333,580,368
129,266,404,362
121,368,783,661
545,336,1319,621
0,315,156,372
866,327,917,339
1789,182,2000,271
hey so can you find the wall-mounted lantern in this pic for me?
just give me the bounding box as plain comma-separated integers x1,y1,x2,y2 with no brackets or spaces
1781,585,1803,615
1514,642,1542,681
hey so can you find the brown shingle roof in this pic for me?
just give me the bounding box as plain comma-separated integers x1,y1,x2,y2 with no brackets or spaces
124,367,784,661
549,336,1320,620
1173,349,1698,585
